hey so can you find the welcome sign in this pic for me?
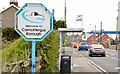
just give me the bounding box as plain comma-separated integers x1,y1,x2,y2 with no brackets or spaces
15,3,53,41
14,3,53,72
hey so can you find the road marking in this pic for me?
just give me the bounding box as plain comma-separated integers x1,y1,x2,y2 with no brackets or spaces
115,67,120,69
111,54,114,56
79,54,108,74
117,58,120,60
106,55,110,57
111,57,115,59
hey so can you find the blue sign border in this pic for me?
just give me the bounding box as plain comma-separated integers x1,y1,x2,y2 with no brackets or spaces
15,3,53,41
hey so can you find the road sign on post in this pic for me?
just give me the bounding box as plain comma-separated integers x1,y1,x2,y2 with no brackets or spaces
15,3,53,72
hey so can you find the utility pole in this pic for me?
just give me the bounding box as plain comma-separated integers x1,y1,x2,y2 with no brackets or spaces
100,22,102,44
116,17,118,50
52,9,55,19
95,25,96,44
64,0,67,25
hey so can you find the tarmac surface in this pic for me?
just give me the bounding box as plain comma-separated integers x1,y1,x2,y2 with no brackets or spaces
61,47,100,72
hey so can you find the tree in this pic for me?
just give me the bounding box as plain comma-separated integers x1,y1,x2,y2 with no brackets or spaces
53,19,67,30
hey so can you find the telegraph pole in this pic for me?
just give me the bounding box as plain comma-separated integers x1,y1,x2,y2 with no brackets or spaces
64,0,67,25
52,9,55,19
116,17,118,50
100,22,102,44
95,25,96,44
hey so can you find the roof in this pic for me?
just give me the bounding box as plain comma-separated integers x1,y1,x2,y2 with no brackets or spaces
0,4,19,13
87,30,120,34
58,28,84,32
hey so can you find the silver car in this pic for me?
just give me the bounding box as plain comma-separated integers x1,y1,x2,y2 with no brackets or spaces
88,44,105,57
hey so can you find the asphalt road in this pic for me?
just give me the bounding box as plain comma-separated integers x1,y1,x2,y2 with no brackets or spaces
76,48,119,72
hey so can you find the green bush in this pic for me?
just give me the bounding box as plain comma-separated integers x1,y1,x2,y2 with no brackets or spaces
110,40,115,45
2,27,20,42
2,30,59,72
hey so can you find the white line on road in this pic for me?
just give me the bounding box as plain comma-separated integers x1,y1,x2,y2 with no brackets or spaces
117,59,120,61
115,67,120,70
106,55,110,57
79,54,108,74
111,57,115,59
111,54,114,56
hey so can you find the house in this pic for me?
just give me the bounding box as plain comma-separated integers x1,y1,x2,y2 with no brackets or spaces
0,0,19,28
65,33,114,46
87,33,114,44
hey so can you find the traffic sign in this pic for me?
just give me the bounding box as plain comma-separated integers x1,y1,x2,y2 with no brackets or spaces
15,3,53,41
14,3,53,73
82,35,87,40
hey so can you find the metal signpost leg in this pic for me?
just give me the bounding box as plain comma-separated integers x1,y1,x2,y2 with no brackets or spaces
32,41,35,73
72,32,74,68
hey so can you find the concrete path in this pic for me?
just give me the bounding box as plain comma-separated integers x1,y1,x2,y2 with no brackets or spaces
61,47,100,72
72,50,99,72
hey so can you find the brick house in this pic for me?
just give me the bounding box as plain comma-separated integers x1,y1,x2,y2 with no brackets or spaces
66,33,114,46
87,34,114,44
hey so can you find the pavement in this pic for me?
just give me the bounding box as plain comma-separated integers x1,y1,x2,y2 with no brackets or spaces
72,50,99,72
61,47,100,72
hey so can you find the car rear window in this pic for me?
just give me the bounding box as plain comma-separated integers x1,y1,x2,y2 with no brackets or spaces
91,45,104,49
81,43,86,45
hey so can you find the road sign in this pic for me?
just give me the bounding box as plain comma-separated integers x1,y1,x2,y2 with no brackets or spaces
76,37,79,40
15,3,53,41
15,3,53,73
82,35,87,40
76,15,83,21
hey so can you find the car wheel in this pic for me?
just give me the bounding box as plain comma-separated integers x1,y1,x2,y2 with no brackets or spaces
86,49,88,51
89,54,92,57
78,49,80,51
102,54,105,57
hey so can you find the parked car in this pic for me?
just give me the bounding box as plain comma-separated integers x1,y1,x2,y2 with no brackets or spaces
71,42,77,48
78,42,88,51
88,44,105,57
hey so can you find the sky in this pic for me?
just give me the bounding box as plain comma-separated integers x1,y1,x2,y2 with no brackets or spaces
0,0,120,38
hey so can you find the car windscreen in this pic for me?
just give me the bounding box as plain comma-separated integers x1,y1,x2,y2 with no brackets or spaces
91,45,104,49
81,43,87,45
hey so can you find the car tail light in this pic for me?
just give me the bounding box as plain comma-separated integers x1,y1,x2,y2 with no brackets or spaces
86,46,88,47
79,45,81,47
102,49,104,51
91,49,94,51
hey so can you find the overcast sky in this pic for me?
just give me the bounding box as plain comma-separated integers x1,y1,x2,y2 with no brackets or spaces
0,0,120,38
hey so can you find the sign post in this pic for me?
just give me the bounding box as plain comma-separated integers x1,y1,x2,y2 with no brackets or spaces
15,3,53,72
32,41,35,72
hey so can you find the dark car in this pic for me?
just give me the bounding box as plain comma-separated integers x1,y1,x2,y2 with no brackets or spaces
88,44,105,57
78,42,88,51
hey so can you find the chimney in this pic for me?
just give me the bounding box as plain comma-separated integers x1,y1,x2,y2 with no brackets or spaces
10,0,18,7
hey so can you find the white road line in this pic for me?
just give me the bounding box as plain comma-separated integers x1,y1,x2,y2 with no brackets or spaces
106,55,110,57
111,54,114,56
79,54,108,73
111,57,115,59
117,59,120,61
115,67,120,69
